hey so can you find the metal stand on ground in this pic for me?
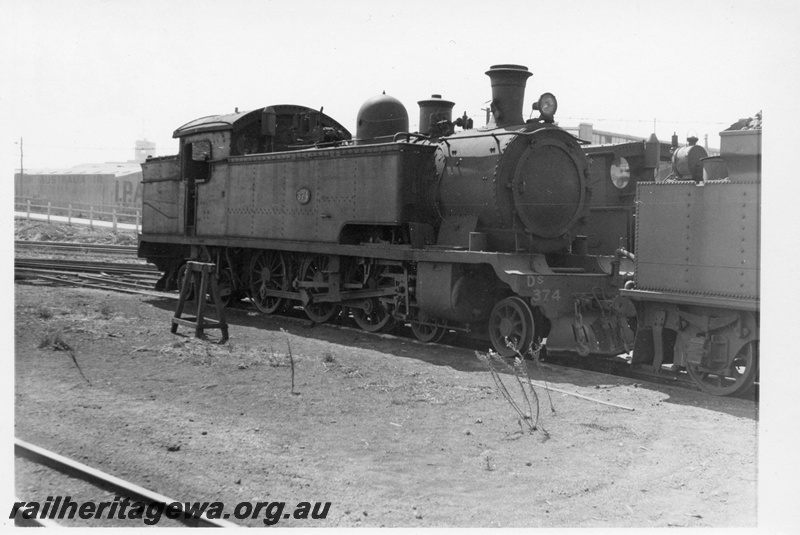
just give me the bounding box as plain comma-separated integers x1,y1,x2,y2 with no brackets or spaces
171,262,229,341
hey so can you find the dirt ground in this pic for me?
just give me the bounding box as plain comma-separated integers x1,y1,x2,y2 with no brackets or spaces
13,279,759,528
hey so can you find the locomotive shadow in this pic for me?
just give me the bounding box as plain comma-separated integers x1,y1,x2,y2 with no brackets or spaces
539,352,758,419
144,297,491,373
143,297,757,420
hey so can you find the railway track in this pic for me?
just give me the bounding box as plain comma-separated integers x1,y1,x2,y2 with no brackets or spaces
14,258,155,276
15,240,138,256
14,253,757,400
15,258,156,275
14,257,165,296
14,438,237,527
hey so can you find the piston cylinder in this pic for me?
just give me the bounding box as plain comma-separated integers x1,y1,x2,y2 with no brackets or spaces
416,262,493,322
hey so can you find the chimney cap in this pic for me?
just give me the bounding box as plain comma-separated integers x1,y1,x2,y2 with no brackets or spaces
485,64,532,77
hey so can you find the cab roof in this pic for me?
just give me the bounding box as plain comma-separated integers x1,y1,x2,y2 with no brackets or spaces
172,105,351,138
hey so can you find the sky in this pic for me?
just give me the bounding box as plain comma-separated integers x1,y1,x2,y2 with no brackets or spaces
1,0,796,170
3,0,800,529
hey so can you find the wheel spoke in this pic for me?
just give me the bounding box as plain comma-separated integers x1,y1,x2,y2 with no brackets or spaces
411,310,444,343
177,264,197,302
347,261,394,333
249,251,287,314
209,267,234,308
301,255,338,323
686,340,758,396
488,297,534,357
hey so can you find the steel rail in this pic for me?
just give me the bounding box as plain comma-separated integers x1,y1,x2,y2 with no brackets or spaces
15,240,138,255
14,438,239,528
18,272,177,298
14,258,157,276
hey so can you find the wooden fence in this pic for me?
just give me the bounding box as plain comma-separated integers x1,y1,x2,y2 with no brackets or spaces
14,197,140,232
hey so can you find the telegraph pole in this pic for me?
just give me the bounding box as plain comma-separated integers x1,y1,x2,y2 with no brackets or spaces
15,137,23,177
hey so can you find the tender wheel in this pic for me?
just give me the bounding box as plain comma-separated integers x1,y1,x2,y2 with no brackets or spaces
249,250,289,314
411,310,446,343
346,261,395,333
299,255,339,323
686,340,758,396
488,296,535,357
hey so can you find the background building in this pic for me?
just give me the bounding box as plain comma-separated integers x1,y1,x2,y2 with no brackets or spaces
14,140,150,213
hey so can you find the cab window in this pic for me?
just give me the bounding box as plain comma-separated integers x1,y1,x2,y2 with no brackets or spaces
183,140,211,182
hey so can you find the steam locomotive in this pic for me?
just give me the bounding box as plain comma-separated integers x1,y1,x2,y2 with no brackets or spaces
622,120,761,395
138,63,759,395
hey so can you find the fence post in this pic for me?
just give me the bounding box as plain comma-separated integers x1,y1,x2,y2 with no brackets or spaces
90,206,94,228
47,202,51,223
112,207,118,232
68,204,72,225
27,199,31,220
136,210,141,232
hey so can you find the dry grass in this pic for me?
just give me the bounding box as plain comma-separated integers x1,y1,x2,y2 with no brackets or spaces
35,306,53,320
38,330,71,351
476,342,555,435
15,219,137,245
158,338,301,371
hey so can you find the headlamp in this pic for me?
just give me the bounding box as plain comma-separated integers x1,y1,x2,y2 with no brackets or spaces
533,93,558,121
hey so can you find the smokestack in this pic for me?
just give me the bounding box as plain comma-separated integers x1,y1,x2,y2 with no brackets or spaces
485,64,532,128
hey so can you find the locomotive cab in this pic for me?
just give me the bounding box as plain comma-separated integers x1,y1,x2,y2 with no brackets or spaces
172,105,352,158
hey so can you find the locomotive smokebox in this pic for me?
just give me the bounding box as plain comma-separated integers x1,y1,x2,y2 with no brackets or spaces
431,63,591,253
355,93,409,145
417,94,455,138
486,64,532,128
